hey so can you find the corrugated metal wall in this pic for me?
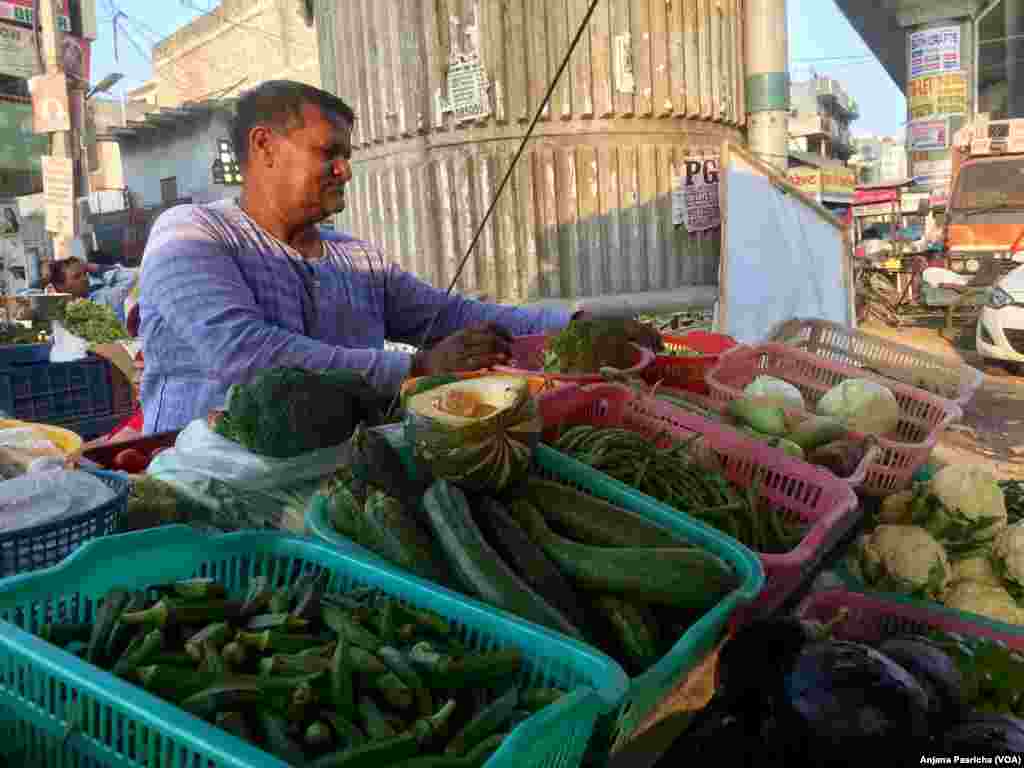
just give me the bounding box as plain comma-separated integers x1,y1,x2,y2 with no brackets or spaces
316,0,746,301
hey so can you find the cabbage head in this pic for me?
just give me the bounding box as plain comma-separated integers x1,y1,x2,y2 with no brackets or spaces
816,378,900,435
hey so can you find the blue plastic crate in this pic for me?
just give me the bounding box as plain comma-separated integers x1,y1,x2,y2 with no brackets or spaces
0,345,115,429
0,469,128,578
0,526,628,768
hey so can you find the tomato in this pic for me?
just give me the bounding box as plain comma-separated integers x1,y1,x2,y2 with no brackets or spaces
113,448,149,474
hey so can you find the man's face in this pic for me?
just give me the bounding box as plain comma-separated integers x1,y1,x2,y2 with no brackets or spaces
265,103,354,224
61,262,89,298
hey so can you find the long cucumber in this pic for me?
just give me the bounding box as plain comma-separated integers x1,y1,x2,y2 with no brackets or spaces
508,499,737,609
423,481,583,640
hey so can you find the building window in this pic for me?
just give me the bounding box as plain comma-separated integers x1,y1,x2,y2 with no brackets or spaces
977,0,1023,119
160,177,178,204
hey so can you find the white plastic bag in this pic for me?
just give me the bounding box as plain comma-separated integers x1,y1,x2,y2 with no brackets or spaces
147,420,349,531
49,320,89,363
0,427,65,479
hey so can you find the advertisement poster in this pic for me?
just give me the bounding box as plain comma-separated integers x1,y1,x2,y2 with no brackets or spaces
0,21,38,78
0,101,48,172
41,155,74,236
788,168,821,199
29,73,70,133
673,157,721,233
909,26,961,79
908,119,950,151
821,168,856,198
909,71,968,119
0,0,71,31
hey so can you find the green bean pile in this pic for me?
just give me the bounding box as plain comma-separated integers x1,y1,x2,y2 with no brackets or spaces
551,425,807,554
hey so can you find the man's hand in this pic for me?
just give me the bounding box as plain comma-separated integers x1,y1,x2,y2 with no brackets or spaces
572,311,664,353
411,323,513,377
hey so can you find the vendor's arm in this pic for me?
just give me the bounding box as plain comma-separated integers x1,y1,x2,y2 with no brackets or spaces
383,264,571,346
142,206,424,395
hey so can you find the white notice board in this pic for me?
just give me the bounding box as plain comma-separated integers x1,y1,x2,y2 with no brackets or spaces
717,142,855,344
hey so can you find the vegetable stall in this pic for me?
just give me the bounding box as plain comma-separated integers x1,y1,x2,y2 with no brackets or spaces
2,313,1022,768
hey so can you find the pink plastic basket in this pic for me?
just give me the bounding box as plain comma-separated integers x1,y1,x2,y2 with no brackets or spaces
705,343,963,496
796,588,1024,650
769,318,983,408
539,384,861,623
492,334,654,383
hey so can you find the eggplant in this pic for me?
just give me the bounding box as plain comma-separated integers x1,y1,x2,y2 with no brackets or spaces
941,712,1024,755
775,641,932,767
878,635,964,728
655,707,769,767
718,613,848,705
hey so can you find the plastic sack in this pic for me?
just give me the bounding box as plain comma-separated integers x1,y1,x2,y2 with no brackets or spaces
0,427,66,479
49,320,89,363
0,469,116,534
147,419,350,532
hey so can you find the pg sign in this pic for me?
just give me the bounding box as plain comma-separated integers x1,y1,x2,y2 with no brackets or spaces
673,157,721,233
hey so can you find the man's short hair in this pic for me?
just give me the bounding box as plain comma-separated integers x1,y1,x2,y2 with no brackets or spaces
46,257,84,290
231,80,356,167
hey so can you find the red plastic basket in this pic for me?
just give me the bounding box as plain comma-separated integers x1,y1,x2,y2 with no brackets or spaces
768,318,983,407
539,384,861,623
643,331,738,394
796,589,1024,651
705,343,963,496
492,334,654,383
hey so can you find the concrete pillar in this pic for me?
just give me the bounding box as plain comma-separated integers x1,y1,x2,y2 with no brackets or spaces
745,0,790,171
1009,0,1023,118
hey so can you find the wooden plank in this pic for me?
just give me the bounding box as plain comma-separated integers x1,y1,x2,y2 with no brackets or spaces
610,0,635,117
423,0,447,131
683,0,700,117
546,0,572,120
485,0,508,123
555,146,582,298
655,144,674,290
618,144,642,293
698,0,712,119
454,150,479,293
350,0,373,145
535,147,562,298
709,0,722,122
735,0,745,126
362,0,385,141
528,0,551,120
650,0,670,116
516,149,541,301
506,0,529,122
385,166,403,268
631,0,652,116
576,145,601,296
375,0,399,139
591,0,613,118
638,143,659,291
570,0,594,118
725,0,738,124
598,144,619,296
473,148,501,297
435,156,458,288
669,0,686,117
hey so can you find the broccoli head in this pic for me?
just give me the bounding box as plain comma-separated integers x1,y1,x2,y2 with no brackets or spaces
543,317,637,373
214,367,389,459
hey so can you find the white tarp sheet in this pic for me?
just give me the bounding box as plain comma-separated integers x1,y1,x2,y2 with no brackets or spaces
717,143,855,344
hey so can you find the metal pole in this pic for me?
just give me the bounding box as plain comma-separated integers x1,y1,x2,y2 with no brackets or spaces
745,0,790,171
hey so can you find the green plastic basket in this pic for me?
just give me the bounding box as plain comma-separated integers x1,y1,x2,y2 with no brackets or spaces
305,428,764,747
0,526,627,768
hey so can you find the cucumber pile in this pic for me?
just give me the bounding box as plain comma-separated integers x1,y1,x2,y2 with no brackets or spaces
326,473,738,677
38,576,565,767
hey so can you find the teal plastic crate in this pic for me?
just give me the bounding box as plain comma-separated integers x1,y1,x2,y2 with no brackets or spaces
0,526,627,768
306,427,764,748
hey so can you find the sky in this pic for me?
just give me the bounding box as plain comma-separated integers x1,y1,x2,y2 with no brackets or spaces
87,0,909,139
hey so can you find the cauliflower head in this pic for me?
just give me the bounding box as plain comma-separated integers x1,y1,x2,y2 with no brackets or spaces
951,555,1002,588
923,465,1007,546
992,521,1024,594
854,524,950,598
942,581,1023,626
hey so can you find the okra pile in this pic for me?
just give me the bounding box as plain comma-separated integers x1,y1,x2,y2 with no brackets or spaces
551,425,807,554
39,575,567,768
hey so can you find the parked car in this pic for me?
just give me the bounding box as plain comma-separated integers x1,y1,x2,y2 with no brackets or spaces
977,263,1024,366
